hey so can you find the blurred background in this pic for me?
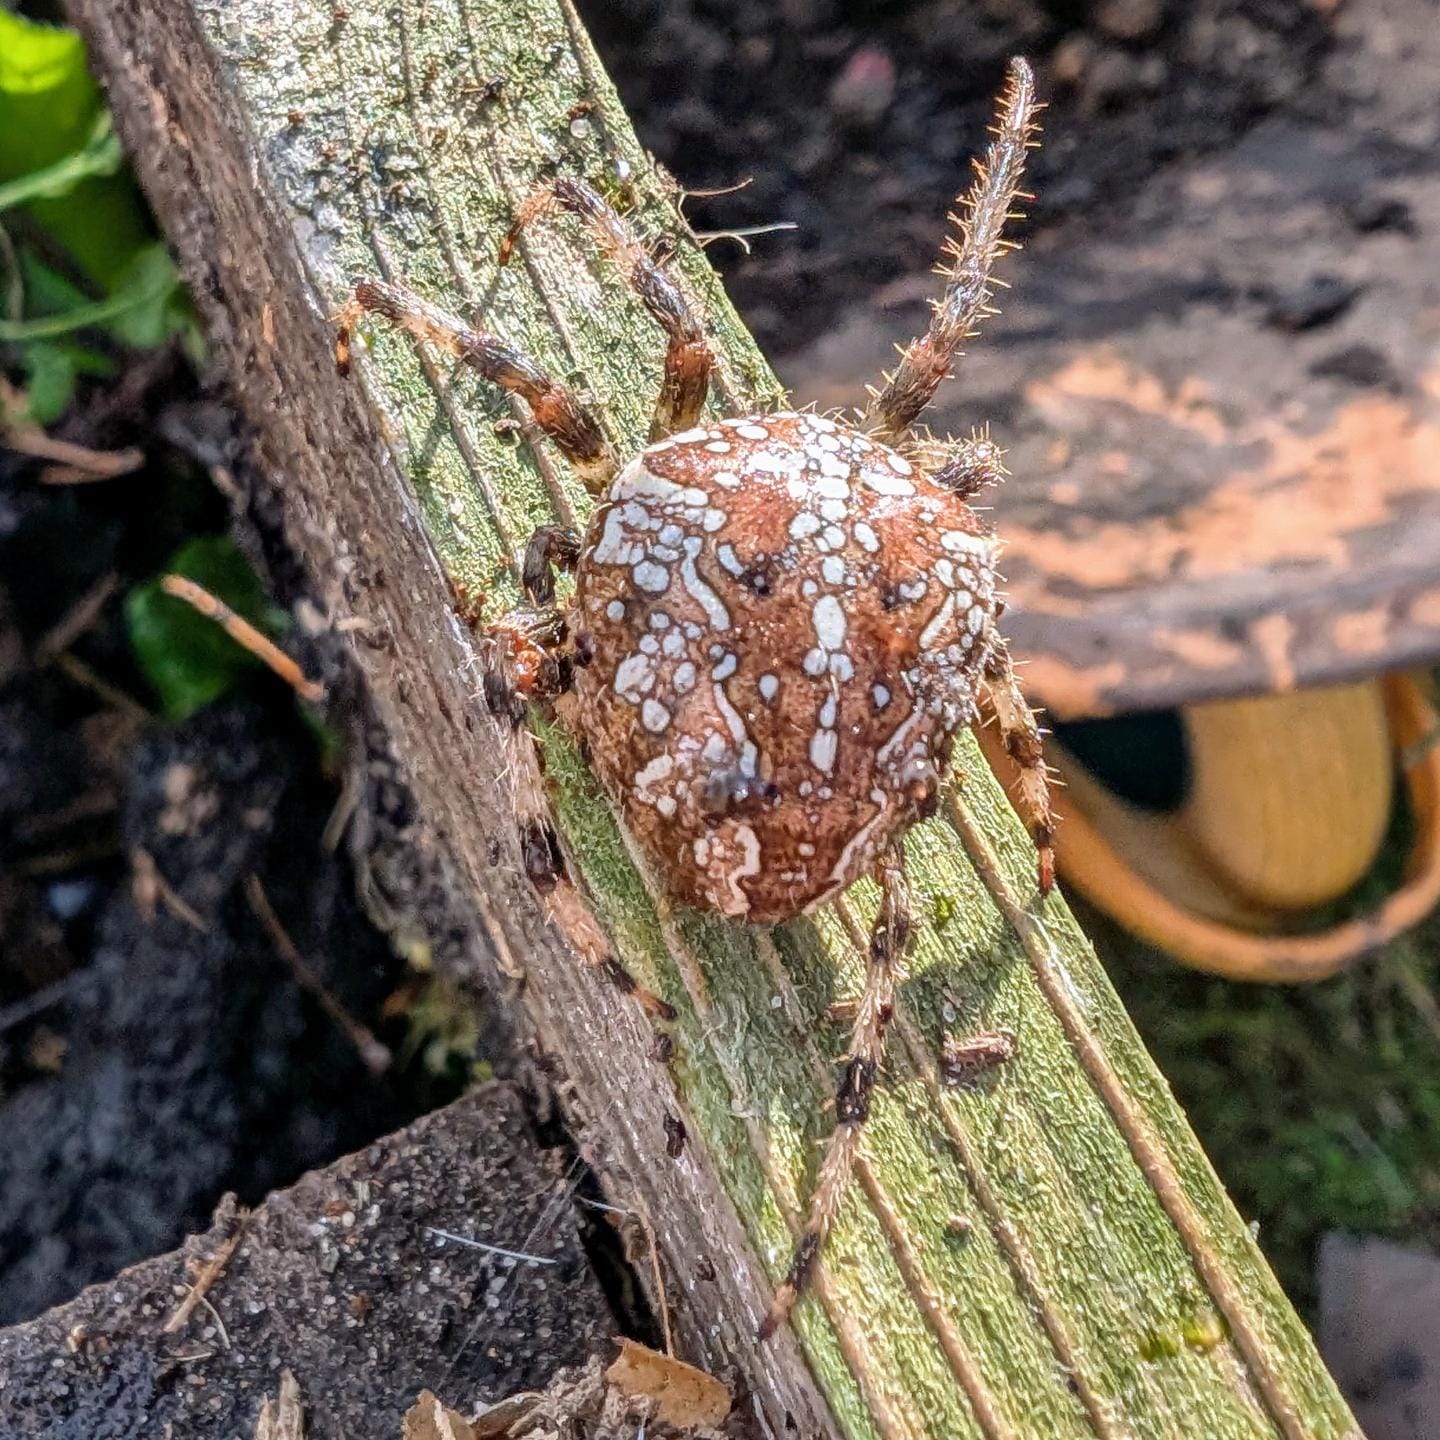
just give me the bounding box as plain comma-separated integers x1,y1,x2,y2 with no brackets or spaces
2,1,1439,1435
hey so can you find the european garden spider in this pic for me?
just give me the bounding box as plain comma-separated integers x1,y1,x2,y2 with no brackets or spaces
339,57,1051,1339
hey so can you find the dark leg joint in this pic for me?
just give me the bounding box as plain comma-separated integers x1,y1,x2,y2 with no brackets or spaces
835,1056,877,1124
869,915,911,968
482,670,526,728
522,525,582,606
603,957,677,1021
758,1232,822,1341
521,820,566,892
932,437,1005,499
784,1231,822,1296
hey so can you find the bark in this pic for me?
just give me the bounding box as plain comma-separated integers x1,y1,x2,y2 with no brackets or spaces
60,2,1362,1437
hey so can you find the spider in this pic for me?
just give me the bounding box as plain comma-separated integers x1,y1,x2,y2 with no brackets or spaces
337,57,1052,1341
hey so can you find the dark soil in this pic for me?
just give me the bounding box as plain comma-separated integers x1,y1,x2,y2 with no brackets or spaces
0,363,482,1326
581,0,1333,355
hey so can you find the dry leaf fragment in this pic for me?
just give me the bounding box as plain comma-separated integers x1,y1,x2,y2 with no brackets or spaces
255,1369,305,1440
467,1394,541,1439
402,1390,477,1440
604,1338,730,1430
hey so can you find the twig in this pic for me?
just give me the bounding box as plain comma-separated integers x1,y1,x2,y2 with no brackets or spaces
52,650,152,721
197,1293,231,1351
13,788,119,845
155,1349,215,1377
0,423,144,480
16,838,123,876
132,847,209,932
35,572,118,662
636,1203,673,1359
693,222,798,255
244,874,392,1075
0,977,79,1036
321,760,363,853
163,1222,246,1335
160,574,325,705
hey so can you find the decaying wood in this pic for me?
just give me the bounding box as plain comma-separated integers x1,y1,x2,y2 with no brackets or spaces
62,1,1362,1436
0,1086,612,1438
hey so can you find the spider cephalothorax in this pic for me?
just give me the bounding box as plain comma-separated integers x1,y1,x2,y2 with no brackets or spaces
339,56,1049,1340
575,410,999,922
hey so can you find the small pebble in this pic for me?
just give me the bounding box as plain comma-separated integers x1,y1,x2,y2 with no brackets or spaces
829,46,896,128
1094,0,1164,42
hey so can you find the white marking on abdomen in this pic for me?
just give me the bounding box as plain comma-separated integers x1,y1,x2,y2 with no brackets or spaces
681,537,730,632
825,789,890,888
718,824,762,915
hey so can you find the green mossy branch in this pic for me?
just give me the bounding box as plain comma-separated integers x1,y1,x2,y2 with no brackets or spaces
78,1,1361,1435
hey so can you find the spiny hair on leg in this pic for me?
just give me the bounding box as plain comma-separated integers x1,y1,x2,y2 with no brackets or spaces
336,276,616,493
760,844,912,1339
866,58,1041,442
981,627,1056,893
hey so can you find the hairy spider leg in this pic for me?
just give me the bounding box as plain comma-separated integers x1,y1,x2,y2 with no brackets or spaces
866,58,1040,444
981,625,1056,894
338,277,676,1022
502,177,715,441
336,278,616,495
917,429,1008,500
759,841,913,1340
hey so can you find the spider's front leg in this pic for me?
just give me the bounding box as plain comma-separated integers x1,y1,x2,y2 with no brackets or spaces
473,585,677,1024
501,177,715,439
760,842,913,1340
866,58,1039,444
336,279,617,495
980,625,1056,894
521,525,582,606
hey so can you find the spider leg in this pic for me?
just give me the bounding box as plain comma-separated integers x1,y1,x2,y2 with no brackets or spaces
866,58,1040,444
481,608,676,1022
522,524,582,606
980,624,1056,894
910,428,1007,500
502,178,714,440
337,279,616,494
759,841,913,1340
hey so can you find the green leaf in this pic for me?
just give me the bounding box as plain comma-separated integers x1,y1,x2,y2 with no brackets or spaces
0,114,123,214
17,247,92,314
0,240,179,343
0,12,152,290
15,337,114,424
126,537,286,721
18,340,78,423
103,242,186,348
0,10,92,107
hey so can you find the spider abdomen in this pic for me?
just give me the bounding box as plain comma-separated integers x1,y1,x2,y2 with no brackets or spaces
572,411,999,923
